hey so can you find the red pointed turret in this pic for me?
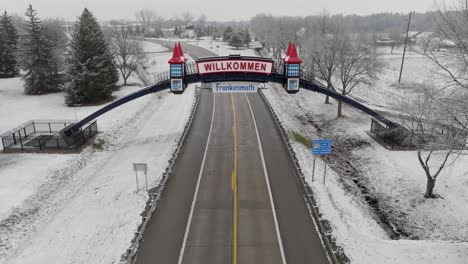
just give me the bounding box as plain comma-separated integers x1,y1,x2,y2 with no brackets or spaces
168,43,185,64
284,43,302,64
282,42,292,60
177,42,188,62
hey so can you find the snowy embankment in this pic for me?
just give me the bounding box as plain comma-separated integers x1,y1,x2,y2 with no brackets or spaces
0,41,195,263
262,84,468,264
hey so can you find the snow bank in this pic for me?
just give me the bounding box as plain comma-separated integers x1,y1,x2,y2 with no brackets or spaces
262,84,468,264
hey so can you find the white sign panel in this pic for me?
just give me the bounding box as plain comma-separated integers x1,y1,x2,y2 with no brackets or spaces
212,82,258,93
197,60,274,75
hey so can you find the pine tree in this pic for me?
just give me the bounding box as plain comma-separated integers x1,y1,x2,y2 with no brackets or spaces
223,26,233,42
135,24,141,35
241,29,251,48
229,33,243,49
0,11,19,78
65,8,118,106
19,5,61,94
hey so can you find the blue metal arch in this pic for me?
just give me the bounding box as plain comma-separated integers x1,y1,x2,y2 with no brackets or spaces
62,72,396,137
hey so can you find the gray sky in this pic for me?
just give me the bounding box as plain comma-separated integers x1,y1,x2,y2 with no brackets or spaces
1,0,441,21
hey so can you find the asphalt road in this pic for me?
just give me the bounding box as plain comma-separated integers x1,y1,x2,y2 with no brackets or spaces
135,41,330,264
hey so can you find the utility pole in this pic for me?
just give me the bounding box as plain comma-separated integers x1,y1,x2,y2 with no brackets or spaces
399,11,413,84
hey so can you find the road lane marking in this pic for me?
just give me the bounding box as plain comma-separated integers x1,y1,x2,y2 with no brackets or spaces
245,93,287,264
177,92,216,264
230,94,238,264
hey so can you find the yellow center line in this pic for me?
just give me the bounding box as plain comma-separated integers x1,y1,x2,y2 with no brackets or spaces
230,94,238,264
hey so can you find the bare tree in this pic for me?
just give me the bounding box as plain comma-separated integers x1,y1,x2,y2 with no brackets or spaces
182,12,194,26
111,27,145,86
426,0,468,90
304,13,342,104
135,9,157,27
399,85,468,197
335,34,382,117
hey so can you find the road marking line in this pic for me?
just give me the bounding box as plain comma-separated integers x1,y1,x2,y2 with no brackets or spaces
177,92,216,264
245,93,287,264
230,94,238,264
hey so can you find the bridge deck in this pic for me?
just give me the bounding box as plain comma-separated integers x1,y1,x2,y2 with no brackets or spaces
135,90,330,264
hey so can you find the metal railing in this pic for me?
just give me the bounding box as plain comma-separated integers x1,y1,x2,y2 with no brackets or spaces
1,120,98,152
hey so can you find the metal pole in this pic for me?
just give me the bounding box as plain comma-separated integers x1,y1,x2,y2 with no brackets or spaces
312,156,316,182
145,172,149,192
323,163,327,184
399,12,413,84
74,106,78,122
19,133,23,151
135,171,139,192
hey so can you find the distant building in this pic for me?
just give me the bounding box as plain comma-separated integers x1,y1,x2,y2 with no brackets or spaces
182,23,196,39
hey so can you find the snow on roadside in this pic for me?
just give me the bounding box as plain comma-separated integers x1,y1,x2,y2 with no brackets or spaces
158,37,257,57
140,41,168,53
0,41,196,264
4,88,195,264
262,84,468,264
186,37,257,56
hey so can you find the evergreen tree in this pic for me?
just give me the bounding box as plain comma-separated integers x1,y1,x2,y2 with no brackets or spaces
241,29,251,48
0,11,19,78
223,26,233,42
229,33,243,49
65,8,118,106
135,24,141,35
19,5,61,94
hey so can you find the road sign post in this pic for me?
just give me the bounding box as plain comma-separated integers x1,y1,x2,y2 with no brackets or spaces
311,139,333,185
133,163,148,192
312,156,316,182
323,163,327,184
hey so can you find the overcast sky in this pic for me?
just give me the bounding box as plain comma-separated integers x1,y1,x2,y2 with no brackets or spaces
1,0,442,21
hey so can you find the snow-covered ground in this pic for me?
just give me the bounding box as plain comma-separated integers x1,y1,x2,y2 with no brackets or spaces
186,37,257,56
0,42,196,263
159,36,257,57
263,83,468,263
349,47,447,112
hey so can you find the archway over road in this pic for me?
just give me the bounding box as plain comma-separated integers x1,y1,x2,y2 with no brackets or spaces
62,48,397,138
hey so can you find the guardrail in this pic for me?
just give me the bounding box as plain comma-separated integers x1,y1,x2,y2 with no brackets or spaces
1,120,97,152
258,88,347,264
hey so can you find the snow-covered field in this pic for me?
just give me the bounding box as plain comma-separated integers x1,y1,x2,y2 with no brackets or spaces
186,37,257,56
0,42,195,263
160,36,257,57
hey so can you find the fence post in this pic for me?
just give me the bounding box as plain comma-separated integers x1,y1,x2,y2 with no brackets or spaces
56,138,60,150
19,133,24,151
39,138,42,150
13,133,16,144
33,121,36,133
49,123,52,133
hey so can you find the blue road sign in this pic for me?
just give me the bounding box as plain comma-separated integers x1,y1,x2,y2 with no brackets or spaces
312,139,333,155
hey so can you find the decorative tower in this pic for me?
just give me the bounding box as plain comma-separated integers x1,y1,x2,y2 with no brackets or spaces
283,43,302,94
168,42,186,93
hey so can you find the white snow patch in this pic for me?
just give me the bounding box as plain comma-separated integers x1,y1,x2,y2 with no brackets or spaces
262,84,468,264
